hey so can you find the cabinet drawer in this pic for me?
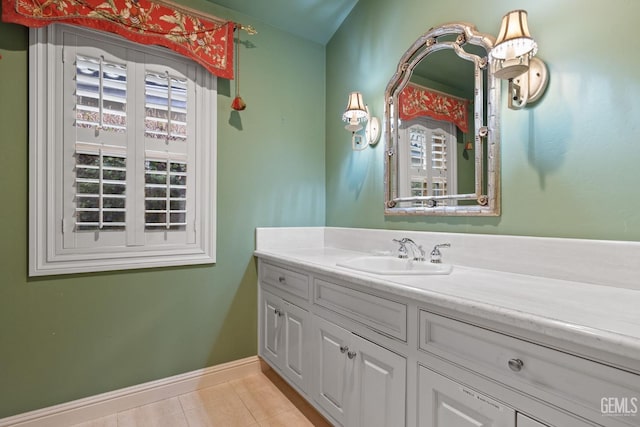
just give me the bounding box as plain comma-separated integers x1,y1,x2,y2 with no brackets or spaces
314,279,407,341
262,263,310,300
419,311,640,426
418,366,516,427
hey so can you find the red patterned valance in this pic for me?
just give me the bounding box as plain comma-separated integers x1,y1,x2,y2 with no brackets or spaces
399,84,470,133
1,0,235,79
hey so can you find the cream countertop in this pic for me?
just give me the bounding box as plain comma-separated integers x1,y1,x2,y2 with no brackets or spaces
254,245,640,372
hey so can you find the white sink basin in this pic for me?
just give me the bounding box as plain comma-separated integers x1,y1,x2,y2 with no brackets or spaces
337,256,453,276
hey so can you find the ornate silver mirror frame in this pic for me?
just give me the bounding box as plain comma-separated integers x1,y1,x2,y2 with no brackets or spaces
384,23,501,216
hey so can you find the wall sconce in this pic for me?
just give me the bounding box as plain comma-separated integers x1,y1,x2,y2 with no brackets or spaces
342,91,381,151
490,10,549,110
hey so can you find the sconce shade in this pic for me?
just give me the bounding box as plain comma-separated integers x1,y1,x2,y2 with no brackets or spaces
492,10,537,60
343,91,368,122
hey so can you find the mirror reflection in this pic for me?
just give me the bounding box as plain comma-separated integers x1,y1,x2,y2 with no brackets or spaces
384,23,500,216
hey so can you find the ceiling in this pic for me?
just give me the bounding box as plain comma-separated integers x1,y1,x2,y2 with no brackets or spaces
208,0,358,45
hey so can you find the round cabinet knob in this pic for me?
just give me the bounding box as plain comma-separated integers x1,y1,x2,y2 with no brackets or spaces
274,308,284,317
508,358,524,372
347,351,357,359
340,345,349,354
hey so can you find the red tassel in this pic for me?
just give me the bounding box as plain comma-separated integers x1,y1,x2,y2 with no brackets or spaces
232,96,246,111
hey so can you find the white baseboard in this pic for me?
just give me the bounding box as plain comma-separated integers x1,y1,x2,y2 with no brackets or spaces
0,356,263,427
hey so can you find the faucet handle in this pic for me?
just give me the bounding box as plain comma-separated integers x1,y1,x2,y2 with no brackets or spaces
433,243,451,250
430,243,451,264
392,238,409,259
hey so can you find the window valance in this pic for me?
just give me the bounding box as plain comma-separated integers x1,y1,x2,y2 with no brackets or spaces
399,83,470,134
1,0,235,78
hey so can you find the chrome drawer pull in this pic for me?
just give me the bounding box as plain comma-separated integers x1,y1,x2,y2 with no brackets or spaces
340,345,349,353
278,276,286,283
508,358,524,372
347,351,357,359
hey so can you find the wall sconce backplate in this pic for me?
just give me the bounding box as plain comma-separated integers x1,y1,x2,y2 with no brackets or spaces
513,57,548,104
365,116,381,146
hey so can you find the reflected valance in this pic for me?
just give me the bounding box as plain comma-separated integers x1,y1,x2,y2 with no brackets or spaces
399,83,470,133
1,0,235,79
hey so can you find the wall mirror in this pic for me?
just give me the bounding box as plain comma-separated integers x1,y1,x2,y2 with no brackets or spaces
384,23,500,216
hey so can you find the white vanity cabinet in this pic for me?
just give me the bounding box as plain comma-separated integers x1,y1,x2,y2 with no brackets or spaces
258,260,407,426
258,262,312,395
257,256,640,427
260,290,311,392
313,315,406,427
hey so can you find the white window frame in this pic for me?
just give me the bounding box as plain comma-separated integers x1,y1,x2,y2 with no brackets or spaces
29,24,217,276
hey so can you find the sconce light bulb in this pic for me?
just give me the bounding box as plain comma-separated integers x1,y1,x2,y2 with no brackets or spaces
345,122,363,132
493,56,530,80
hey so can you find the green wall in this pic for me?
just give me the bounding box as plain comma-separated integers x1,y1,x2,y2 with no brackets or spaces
0,1,325,418
326,0,640,241
4,0,640,419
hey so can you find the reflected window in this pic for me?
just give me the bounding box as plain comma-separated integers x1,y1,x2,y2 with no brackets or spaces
400,118,456,207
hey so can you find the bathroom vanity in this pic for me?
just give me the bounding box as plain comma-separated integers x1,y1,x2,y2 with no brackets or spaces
255,227,640,427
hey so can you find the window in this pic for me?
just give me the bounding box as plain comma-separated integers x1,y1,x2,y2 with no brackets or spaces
399,117,457,208
29,25,216,276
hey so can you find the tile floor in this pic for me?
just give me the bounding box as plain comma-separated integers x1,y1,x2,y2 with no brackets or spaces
71,369,332,427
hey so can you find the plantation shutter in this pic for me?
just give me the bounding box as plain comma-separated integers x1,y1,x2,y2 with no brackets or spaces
62,32,196,249
30,25,217,275
142,56,196,245
406,123,452,207
429,133,448,198
75,54,128,132
74,142,127,230
144,151,188,230
62,34,132,249
144,72,188,141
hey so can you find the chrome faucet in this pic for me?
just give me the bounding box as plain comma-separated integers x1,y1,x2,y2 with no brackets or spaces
430,243,451,264
392,238,426,261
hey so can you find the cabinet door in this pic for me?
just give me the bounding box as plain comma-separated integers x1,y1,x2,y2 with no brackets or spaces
516,414,549,427
313,316,352,426
261,291,283,366
349,335,406,427
418,366,515,427
282,300,310,392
